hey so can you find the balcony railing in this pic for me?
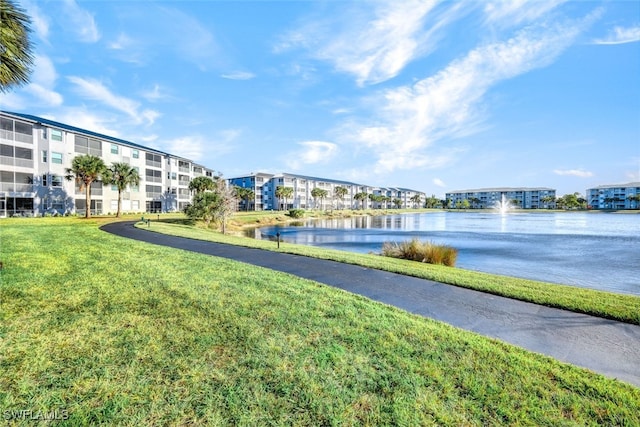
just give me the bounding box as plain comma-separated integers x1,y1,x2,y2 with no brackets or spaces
0,183,34,192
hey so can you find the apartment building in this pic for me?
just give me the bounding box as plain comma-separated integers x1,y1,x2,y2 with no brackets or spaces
586,183,640,210
228,172,425,211
0,111,215,217
445,187,556,209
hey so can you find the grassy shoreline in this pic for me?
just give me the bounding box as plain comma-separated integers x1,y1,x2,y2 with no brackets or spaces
134,213,640,325
1,217,639,424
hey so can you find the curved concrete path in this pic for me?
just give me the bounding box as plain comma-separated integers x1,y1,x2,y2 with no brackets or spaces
101,221,640,388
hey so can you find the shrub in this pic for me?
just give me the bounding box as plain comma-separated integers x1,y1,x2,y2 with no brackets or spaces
288,209,305,219
381,238,458,267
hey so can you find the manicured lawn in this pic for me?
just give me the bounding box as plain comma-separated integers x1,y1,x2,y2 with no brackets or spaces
1,218,638,425
141,218,640,325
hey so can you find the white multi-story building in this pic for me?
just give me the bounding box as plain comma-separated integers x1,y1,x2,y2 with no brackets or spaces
445,187,556,209
586,183,640,210
0,111,215,217
228,172,425,211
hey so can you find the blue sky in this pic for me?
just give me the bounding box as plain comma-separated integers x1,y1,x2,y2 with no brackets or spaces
3,0,639,197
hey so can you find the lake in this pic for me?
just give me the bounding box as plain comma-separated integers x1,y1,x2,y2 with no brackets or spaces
247,211,640,296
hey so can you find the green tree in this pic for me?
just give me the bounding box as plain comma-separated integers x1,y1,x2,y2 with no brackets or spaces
311,187,328,210
456,199,470,210
0,0,34,93
65,154,107,218
354,192,368,210
188,176,215,194
275,186,294,210
235,186,255,211
184,178,237,233
558,192,583,210
410,194,422,208
541,195,556,209
424,195,440,209
334,186,348,209
103,162,140,218
393,198,402,209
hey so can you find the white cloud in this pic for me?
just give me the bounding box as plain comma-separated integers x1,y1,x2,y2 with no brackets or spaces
276,1,443,86
109,5,221,70
163,129,239,161
108,33,133,50
343,13,597,173
24,55,63,106
68,77,159,125
164,136,205,161
433,178,446,188
141,84,169,102
553,169,594,178
63,0,100,43
287,141,338,170
593,25,640,45
22,0,50,41
221,71,256,80
484,0,567,27
49,109,121,138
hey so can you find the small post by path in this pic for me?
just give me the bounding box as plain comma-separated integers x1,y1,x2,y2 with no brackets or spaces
276,232,280,249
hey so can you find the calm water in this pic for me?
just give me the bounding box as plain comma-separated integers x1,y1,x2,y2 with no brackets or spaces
248,211,640,296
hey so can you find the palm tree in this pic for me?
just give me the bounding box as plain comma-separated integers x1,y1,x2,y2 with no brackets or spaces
0,0,34,93
103,162,140,218
410,194,422,209
541,195,555,209
234,186,255,211
334,186,348,210
275,186,294,210
354,192,368,210
311,187,327,210
393,198,402,209
65,154,107,218
188,176,215,194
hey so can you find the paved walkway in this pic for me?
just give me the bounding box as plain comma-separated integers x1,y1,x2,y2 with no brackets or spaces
101,221,640,388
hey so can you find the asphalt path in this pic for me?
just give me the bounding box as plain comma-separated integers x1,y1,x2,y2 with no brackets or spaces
101,221,640,388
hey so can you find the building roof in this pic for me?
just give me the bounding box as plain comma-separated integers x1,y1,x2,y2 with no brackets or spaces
447,187,555,194
588,182,640,190
280,172,366,187
2,111,169,156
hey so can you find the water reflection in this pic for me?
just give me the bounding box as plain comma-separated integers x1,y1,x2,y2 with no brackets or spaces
246,212,640,295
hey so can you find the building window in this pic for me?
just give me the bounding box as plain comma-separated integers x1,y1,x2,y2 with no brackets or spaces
51,129,63,141
145,152,162,168
112,184,118,191
111,144,119,154
132,149,139,159
145,168,162,183
42,174,48,186
51,152,63,164
75,135,102,156
51,175,63,187
42,150,47,162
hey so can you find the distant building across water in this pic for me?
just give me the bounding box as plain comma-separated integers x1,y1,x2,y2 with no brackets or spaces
445,187,557,209
228,172,425,211
586,183,640,210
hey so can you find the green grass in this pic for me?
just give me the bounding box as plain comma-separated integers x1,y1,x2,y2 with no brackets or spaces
139,219,640,326
0,218,638,424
